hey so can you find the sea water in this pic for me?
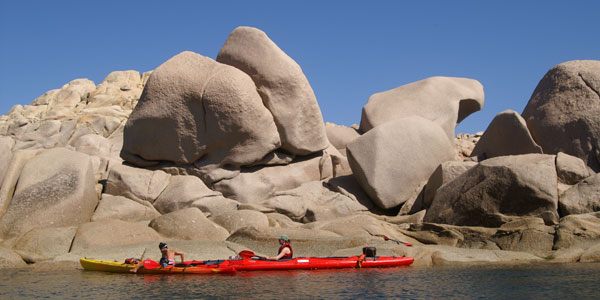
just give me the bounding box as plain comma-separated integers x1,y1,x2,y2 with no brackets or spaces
1,263,599,299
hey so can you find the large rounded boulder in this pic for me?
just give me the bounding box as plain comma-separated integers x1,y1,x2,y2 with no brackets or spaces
121,51,280,167
359,76,484,140
0,148,98,239
217,26,328,155
425,154,559,227
522,60,600,171
470,110,542,160
347,116,456,209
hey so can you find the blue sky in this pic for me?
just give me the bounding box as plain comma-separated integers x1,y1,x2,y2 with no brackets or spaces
1,1,599,134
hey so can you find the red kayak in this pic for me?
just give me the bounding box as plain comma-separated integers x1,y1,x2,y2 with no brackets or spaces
179,249,413,272
220,255,413,271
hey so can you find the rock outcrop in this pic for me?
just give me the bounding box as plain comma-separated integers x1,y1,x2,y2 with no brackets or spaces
554,212,600,250
425,154,559,227
148,208,230,241
217,26,329,155
91,194,161,222
0,30,599,270
70,219,161,252
325,122,360,156
153,175,228,214
470,110,542,160
359,76,484,140
121,51,281,168
423,160,477,209
559,173,600,216
348,117,456,209
0,148,98,239
522,60,600,171
13,227,77,262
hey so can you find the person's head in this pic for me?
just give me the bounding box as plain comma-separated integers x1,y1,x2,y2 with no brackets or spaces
159,242,168,251
278,235,289,244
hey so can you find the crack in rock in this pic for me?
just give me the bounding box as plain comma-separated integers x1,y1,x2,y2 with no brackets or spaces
578,73,600,99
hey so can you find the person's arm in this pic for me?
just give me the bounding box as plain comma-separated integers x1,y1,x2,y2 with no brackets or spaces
130,259,146,273
175,251,184,263
267,248,290,260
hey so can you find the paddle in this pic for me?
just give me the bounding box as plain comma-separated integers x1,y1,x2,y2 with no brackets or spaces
238,250,266,260
142,259,162,269
381,235,412,247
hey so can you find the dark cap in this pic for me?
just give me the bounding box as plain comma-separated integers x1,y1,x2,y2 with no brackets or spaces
159,242,168,250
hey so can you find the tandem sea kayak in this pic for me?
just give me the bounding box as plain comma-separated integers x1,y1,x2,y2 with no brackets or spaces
199,255,414,271
81,247,413,274
79,258,236,275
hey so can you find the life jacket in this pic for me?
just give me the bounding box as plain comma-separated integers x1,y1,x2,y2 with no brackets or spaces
278,242,293,259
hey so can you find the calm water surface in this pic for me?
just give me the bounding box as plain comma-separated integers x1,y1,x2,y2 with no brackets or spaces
1,263,599,299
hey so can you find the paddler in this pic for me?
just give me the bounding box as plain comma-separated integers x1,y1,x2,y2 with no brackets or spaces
267,235,293,260
130,242,185,273
157,242,185,267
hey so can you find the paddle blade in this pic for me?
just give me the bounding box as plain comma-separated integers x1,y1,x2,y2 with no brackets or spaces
142,259,161,269
238,250,255,259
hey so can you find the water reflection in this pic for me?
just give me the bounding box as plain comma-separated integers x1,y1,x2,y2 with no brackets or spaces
0,264,598,299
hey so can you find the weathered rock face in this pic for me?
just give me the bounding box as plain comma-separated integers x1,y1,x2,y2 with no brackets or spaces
325,123,360,156
13,226,77,261
210,210,269,233
325,175,378,212
554,212,600,250
0,148,98,239
359,76,484,140
153,175,227,214
72,134,121,181
490,218,555,257
426,245,543,266
0,136,14,188
261,181,368,222
0,246,26,268
148,208,230,241
522,60,600,172
121,51,281,168
91,194,161,222
0,150,40,219
454,132,483,159
402,223,491,248
403,218,555,256
104,164,170,203
217,26,328,155
70,220,161,252
212,155,327,203
580,242,600,262
556,152,590,185
191,197,240,217
425,154,559,227
303,214,417,243
347,117,456,209
559,173,600,216
470,110,542,160
87,70,144,110
423,161,478,209
31,79,96,120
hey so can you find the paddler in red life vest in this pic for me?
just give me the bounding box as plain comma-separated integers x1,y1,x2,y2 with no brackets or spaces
267,235,293,260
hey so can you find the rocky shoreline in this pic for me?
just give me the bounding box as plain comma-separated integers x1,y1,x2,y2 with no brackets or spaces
1,26,599,270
